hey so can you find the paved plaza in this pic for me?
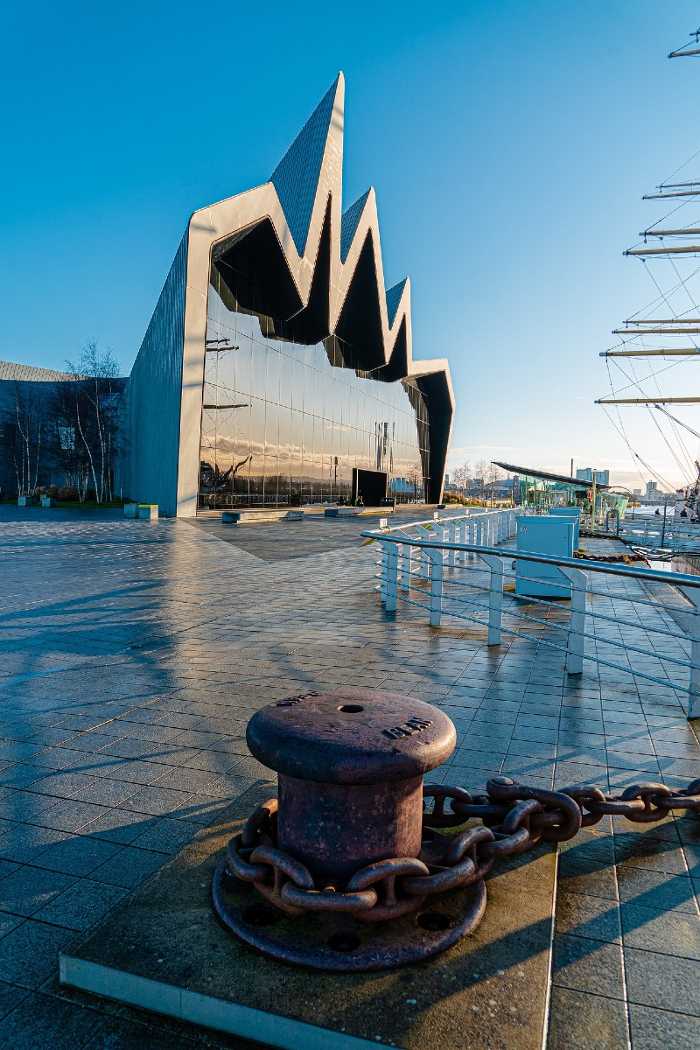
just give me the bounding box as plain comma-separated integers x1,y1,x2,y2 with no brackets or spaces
0,508,699,1047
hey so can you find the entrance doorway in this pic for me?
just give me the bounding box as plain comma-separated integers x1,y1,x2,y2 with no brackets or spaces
352,468,387,506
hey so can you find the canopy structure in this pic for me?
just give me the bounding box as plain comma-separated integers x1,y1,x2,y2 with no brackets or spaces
492,462,629,519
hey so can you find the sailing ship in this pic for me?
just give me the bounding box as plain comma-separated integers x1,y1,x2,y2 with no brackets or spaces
596,26,700,523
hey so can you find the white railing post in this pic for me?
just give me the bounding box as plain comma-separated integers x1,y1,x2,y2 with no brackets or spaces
400,542,412,591
480,555,504,646
559,566,587,675
448,521,456,568
384,542,399,613
426,548,443,627
379,541,388,604
680,587,700,718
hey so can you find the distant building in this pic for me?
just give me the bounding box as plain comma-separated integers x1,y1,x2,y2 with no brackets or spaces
632,488,641,496
646,480,660,499
444,473,450,487
576,467,609,486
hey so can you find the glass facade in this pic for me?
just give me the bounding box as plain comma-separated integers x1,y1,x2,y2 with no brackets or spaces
198,276,431,508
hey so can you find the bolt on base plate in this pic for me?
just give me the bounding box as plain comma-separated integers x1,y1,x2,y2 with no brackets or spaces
212,860,487,972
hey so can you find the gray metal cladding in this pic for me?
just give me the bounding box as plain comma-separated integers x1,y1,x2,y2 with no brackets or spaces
124,233,188,515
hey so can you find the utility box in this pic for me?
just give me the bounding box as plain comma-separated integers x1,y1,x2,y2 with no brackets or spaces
516,517,574,598
549,506,581,548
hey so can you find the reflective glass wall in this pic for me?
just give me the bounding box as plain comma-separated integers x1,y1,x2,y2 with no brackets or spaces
198,279,431,508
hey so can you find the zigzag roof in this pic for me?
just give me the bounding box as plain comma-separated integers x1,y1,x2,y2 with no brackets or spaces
187,73,454,408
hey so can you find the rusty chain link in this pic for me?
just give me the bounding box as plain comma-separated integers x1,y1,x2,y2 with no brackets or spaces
223,775,700,924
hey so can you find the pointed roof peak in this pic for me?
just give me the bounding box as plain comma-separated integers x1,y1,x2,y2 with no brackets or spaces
386,278,409,325
341,189,372,260
270,75,345,255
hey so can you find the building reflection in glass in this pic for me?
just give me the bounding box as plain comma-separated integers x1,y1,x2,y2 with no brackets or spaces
198,277,431,508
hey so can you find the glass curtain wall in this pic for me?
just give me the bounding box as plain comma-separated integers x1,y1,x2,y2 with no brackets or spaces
198,281,430,508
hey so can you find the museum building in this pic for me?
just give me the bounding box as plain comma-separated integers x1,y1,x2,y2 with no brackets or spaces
1,75,454,516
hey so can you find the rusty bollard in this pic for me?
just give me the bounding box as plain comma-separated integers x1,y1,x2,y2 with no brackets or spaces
211,689,490,971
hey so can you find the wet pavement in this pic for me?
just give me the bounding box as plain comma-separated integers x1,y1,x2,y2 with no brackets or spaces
0,507,698,1047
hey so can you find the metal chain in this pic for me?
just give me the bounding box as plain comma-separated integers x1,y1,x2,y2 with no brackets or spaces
223,775,700,924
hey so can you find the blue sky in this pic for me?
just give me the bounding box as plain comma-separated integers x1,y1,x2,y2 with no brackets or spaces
3,1,700,489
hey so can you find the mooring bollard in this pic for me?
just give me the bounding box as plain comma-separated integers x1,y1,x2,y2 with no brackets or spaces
211,688,494,971
212,689,700,973
247,689,455,883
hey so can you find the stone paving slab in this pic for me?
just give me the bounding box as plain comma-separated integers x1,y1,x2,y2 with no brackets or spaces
1,508,700,1047
60,784,557,1050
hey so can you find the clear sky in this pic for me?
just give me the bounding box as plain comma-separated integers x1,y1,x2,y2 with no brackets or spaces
3,1,700,491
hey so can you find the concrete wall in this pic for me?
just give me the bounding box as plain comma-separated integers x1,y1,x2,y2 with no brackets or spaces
125,234,188,515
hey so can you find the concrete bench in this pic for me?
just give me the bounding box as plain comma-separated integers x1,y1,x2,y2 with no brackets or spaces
138,504,159,521
283,510,304,521
221,511,240,525
325,506,360,518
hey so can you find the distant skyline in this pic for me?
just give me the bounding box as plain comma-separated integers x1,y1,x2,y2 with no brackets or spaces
3,2,700,492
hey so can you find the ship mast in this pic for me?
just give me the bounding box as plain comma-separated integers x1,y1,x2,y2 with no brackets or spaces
596,25,700,493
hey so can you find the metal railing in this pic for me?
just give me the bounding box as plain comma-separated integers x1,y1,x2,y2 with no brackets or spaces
362,526,700,719
378,507,521,546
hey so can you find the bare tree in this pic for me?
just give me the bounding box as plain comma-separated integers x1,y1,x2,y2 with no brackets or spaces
64,342,123,504
2,383,46,498
452,460,472,490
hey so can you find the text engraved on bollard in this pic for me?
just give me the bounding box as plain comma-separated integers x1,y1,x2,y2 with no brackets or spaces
275,691,321,708
382,717,433,740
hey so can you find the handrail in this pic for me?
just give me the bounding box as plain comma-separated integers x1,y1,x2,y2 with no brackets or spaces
361,530,700,589
378,507,517,535
363,526,700,718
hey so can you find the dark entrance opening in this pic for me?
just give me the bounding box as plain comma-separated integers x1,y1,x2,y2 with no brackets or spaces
352,468,387,506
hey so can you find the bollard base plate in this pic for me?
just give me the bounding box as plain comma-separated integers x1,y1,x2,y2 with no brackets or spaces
58,783,556,1050
212,857,487,972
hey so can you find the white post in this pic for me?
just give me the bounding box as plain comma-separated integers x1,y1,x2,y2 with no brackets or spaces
680,586,700,719
559,566,587,675
480,555,504,646
448,521,456,568
400,543,412,591
379,542,388,604
427,548,443,627
384,543,399,613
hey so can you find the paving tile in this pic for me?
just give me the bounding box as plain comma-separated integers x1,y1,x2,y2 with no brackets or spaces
0,920,76,987
129,817,200,855
555,891,622,944
122,786,196,816
615,834,689,875
34,878,127,930
37,799,113,833
0,989,103,1048
620,900,700,959
629,1003,700,1050
625,946,700,1016
34,834,123,877
0,979,30,1020
557,854,618,901
552,933,625,998
616,865,698,914
91,845,166,889
0,823,71,865
79,807,156,844
547,986,628,1050
0,865,75,918
0,913,25,939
